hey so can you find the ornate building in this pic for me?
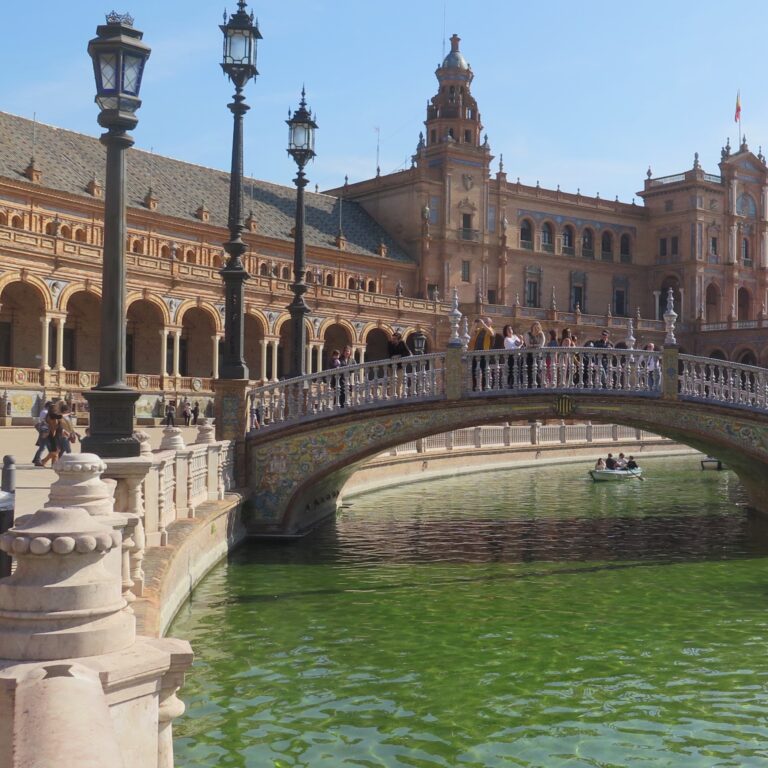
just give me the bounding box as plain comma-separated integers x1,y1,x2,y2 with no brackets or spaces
0,33,765,420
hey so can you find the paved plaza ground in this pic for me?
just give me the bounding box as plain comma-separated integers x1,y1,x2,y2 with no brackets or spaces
0,426,200,518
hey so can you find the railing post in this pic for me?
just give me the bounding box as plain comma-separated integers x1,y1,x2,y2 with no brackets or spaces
586,421,593,443
559,420,567,444
611,424,619,442
2,455,15,493
445,430,454,451
416,438,424,453
662,346,679,401
530,420,540,445
503,422,511,446
445,347,464,400
474,426,482,448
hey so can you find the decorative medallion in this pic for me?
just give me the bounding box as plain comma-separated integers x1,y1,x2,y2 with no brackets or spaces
192,378,203,392
462,174,474,191
137,375,149,390
13,369,26,385
78,372,90,388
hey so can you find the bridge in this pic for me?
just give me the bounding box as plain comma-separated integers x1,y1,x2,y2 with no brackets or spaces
245,346,768,535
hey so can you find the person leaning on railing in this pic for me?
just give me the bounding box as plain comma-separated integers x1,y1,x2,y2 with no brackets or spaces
387,331,412,398
470,318,494,390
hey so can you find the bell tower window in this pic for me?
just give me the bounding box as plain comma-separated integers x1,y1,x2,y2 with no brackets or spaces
464,130,472,144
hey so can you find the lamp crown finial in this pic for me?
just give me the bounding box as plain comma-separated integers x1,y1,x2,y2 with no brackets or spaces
106,11,134,26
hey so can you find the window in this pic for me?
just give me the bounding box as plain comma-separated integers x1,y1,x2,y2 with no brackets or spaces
710,237,718,256
430,129,437,144
427,283,439,300
670,236,679,257
664,199,674,212
659,238,667,258
620,234,631,263
487,205,496,233
613,289,626,317
541,223,554,252
525,280,539,307
520,219,533,249
464,130,472,144
487,289,497,305
0,322,10,366
572,285,584,312
601,231,613,261
429,196,440,225
742,237,751,264
582,229,594,258
562,225,575,255
461,260,470,282
281,266,290,280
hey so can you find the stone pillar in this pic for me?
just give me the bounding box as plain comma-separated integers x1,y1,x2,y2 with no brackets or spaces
213,379,250,486
445,346,463,400
270,339,279,382
172,330,181,377
40,316,51,371
211,334,221,380
662,345,679,401
159,329,168,375
54,316,65,371
653,290,661,320
259,339,268,381
305,344,312,376
195,417,216,445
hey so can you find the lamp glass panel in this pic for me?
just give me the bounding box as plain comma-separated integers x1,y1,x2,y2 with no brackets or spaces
96,95,119,111
122,54,144,96
99,53,117,91
226,30,249,64
291,124,308,149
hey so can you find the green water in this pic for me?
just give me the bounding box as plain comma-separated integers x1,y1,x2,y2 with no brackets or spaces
171,456,768,767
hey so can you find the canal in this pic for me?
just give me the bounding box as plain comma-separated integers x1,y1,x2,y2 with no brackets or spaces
171,455,768,767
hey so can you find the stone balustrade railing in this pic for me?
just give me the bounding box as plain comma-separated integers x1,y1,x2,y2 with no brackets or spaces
384,422,666,457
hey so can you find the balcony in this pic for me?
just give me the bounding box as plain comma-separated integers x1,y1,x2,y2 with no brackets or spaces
520,239,533,250
458,227,480,242
542,242,554,253
582,248,594,259
562,245,575,256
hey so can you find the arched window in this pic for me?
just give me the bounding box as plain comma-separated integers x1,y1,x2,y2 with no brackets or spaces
562,225,575,255
75,229,87,243
742,237,751,264
0,212,6,226
259,263,269,276
60,225,71,239
520,219,533,250
281,266,290,280
10,215,23,229
212,254,223,268
368,280,376,293
737,193,758,218
44,221,55,235
582,228,594,258
305,270,314,283
185,249,195,264
620,234,631,262
325,274,334,287
131,240,143,254
601,231,613,261
348,277,356,290
541,222,554,252
160,244,171,259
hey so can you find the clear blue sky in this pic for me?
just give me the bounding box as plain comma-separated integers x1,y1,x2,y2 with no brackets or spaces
2,1,765,202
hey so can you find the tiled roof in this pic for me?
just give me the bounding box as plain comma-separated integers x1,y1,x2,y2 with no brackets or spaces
0,111,413,264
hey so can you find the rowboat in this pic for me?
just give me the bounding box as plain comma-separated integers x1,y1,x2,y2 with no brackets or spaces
700,457,725,471
589,468,643,482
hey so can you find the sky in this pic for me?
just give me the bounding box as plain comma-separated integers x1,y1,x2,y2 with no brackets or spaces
2,1,767,203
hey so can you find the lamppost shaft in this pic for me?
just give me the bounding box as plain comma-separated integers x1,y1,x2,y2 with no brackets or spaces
288,167,310,378
99,127,133,390
220,85,250,380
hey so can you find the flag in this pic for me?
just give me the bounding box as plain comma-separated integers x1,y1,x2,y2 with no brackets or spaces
735,90,741,123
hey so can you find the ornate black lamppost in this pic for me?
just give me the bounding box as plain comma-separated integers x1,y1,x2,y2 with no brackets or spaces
286,89,318,379
219,1,260,380
411,329,427,355
82,13,150,458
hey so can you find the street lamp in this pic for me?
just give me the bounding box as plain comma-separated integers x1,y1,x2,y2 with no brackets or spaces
411,330,427,356
286,88,318,379
82,12,150,458
219,1,261,380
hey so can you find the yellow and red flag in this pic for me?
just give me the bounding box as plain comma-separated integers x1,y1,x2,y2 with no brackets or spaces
735,90,741,123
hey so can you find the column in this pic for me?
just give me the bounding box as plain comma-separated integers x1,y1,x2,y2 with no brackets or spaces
172,330,181,377
159,329,168,376
652,290,661,320
305,343,312,376
270,339,279,382
40,316,51,371
212,334,221,380
54,316,65,370
358,346,366,364
259,339,268,382
678,288,685,323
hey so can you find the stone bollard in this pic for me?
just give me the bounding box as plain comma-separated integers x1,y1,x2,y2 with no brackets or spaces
2,456,15,493
159,426,186,452
195,417,216,445
134,430,153,456
0,505,132,660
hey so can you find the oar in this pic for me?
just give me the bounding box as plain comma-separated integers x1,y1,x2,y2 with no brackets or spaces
630,469,644,481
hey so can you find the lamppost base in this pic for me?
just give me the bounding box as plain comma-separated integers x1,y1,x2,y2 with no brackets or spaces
81,388,140,458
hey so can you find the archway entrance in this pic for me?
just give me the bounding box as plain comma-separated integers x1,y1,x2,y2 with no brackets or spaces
737,287,751,321
0,281,46,367
364,328,390,362
64,291,101,372
180,307,216,377
322,323,353,368
244,315,265,382
705,284,721,324
127,299,163,374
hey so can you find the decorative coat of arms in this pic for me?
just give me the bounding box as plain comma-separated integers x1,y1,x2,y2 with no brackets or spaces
462,174,474,191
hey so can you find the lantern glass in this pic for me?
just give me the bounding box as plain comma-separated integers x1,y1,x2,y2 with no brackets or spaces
122,53,145,95
291,124,308,150
225,29,252,66
99,53,118,91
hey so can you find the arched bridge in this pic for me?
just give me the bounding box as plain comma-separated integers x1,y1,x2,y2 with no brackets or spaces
246,347,768,535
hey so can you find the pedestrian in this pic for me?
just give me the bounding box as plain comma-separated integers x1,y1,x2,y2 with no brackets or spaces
643,342,659,390
164,401,176,427
40,403,67,467
594,329,613,388
192,401,200,425
182,400,192,427
387,331,412,359
503,324,523,388
470,317,493,390
524,321,546,388
31,400,53,466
